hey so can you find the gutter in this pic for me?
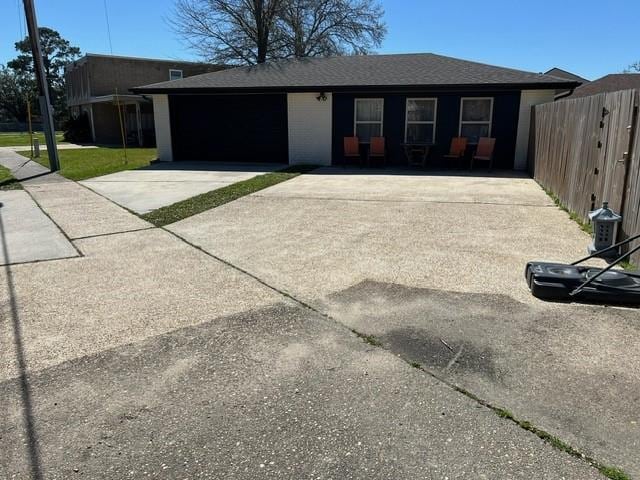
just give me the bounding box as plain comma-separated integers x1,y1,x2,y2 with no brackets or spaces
554,87,576,101
131,81,581,96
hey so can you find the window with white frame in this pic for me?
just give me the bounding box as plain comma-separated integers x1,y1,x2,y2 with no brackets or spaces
405,98,437,144
169,69,183,81
459,97,493,143
354,98,383,142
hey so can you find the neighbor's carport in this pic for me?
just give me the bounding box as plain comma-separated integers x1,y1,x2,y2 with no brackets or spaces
168,94,288,163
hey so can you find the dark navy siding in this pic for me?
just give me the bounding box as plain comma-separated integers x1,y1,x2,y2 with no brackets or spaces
332,91,521,169
169,94,288,163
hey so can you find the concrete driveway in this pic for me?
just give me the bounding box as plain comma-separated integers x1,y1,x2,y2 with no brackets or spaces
0,162,633,479
80,162,284,213
168,168,585,304
169,168,639,476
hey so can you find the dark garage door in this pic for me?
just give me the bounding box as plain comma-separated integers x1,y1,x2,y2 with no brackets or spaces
169,94,288,162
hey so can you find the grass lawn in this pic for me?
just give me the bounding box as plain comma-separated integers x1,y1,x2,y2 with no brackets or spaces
142,165,317,227
0,131,65,147
18,147,157,181
0,165,21,190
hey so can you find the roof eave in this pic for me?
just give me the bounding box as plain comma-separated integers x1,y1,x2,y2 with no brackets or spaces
131,81,580,95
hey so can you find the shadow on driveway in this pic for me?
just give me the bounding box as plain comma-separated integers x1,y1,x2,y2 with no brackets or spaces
0,210,43,479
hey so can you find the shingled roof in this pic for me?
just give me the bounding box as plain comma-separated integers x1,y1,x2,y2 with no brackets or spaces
132,53,579,94
569,73,640,98
544,67,590,84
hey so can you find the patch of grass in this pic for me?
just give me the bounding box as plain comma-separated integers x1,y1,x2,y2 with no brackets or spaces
598,466,632,480
18,147,157,181
491,404,630,479
540,185,593,235
620,260,638,271
0,131,65,147
0,165,21,190
142,165,317,227
350,329,383,347
409,362,421,369
495,407,514,419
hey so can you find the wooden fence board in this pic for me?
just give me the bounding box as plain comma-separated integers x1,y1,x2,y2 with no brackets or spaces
533,89,640,265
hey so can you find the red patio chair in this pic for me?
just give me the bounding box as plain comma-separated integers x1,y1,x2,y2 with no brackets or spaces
368,137,386,167
470,137,496,171
443,137,468,162
343,136,361,166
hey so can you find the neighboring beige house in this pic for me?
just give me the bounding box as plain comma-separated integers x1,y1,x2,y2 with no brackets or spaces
65,54,224,145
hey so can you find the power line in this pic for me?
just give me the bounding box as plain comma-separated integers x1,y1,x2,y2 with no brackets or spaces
102,0,128,163
102,0,114,54
16,0,25,41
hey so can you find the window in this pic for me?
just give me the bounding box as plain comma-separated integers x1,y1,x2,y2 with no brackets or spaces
459,97,493,143
405,98,437,144
169,69,183,81
354,98,383,142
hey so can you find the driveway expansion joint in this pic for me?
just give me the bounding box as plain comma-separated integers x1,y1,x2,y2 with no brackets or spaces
250,193,557,208
70,226,157,241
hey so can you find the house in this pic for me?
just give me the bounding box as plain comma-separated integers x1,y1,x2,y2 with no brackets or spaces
567,73,640,99
132,53,580,169
544,67,590,99
65,54,224,145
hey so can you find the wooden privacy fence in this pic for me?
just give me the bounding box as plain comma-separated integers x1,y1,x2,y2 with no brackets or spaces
531,88,640,264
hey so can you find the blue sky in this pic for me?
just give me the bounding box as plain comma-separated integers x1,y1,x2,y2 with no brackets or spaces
2,0,638,80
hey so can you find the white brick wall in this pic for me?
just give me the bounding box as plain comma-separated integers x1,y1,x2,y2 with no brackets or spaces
514,90,555,170
287,93,332,166
152,94,173,162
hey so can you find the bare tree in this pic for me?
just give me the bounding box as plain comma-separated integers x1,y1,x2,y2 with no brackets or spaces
170,0,386,65
277,0,385,58
623,61,640,73
171,0,283,65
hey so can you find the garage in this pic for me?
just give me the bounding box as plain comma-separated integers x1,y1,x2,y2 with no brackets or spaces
168,94,288,163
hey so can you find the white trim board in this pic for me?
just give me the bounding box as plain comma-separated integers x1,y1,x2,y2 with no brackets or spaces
514,90,555,170
287,92,332,166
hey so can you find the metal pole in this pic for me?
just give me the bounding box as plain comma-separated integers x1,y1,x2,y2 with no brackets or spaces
22,0,60,172
570,242,640,296
571,232,640,265
27,99,33,158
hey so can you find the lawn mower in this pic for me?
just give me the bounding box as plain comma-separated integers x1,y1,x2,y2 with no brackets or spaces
525,233,640,305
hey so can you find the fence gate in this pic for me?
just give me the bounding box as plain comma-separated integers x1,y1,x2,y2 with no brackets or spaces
597,90,637,213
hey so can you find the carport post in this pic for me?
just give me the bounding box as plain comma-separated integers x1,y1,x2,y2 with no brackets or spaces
23,0,60,172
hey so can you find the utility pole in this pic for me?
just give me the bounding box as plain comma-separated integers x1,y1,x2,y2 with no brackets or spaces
22,0,60,171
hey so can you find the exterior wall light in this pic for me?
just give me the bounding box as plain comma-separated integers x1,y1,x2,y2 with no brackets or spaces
316,92,327,102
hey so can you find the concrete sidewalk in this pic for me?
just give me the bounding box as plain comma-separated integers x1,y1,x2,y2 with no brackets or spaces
0,190,78,265
0,143,97,152
0,147,50,180
80,162,284,213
